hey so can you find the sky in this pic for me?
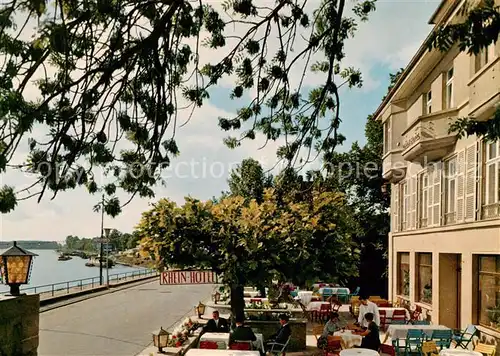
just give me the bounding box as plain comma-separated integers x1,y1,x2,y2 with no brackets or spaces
0,0,440,242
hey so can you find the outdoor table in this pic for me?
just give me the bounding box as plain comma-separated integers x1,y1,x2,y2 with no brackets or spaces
307,301,330,311
199,332,230,349
186,350,260,356
244,291,260,298
253,333,265,353
320,287,350,295
340,348,379,356
334,330,362,348
440,350,483,356
297,291,313,305
379,307,410,320
244,297,269,303
386,324,451,340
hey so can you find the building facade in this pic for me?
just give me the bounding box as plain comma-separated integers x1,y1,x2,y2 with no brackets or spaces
376,0,500,341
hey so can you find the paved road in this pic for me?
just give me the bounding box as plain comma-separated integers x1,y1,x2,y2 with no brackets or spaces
38,280,213,356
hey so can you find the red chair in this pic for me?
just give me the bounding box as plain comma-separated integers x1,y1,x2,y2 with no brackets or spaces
315,303,331,323
379,310,389,331
200,341,218,349
391,309,407,324
325,338,342,356
229,341,252,350
379,344,396,356
250,298,262,303
409,305,422,323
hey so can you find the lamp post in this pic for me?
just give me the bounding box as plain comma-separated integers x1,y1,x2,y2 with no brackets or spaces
152,327,169,353
195,301,206,319
103,227,112,286
99,194,105,285
0,241,38,296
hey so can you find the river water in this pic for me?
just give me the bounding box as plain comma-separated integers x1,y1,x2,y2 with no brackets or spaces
0,249,146,293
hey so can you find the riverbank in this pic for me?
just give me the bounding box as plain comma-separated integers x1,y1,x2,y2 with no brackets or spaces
114,254,155,268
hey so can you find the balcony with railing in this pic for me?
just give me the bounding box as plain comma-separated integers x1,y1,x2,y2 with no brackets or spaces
401,108,459,163
382,149,406,183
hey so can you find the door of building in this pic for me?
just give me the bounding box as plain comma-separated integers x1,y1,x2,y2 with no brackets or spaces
439,253,461,328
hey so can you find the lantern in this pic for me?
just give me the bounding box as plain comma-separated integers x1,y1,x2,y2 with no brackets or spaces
152,327,169,353
212,291,221,304
381,183,389,194
195,301,206,319
0,241,38,296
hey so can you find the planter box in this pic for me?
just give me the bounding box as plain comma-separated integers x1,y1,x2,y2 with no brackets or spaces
246,318,307,351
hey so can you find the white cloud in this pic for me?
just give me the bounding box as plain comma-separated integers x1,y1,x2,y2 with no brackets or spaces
1,0,439,241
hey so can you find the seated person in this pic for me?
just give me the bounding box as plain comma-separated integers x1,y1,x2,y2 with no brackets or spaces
203,311,229,333
317,312,344,349
266,314,292,350
353,312,381,351
230,316,256,344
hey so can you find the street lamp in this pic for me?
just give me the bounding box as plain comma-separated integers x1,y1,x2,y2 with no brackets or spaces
212,291,221,304
195,302,206,319
152,327,169,353
0,241,38,296
104,227,112,286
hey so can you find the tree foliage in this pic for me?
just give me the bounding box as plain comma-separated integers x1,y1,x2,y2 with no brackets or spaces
427,0,500,141
227,158,273,203
0,0,377,214
137,187,359,315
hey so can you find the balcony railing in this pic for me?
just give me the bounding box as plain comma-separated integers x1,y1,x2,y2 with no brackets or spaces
401,108,459,163
482,203,500,219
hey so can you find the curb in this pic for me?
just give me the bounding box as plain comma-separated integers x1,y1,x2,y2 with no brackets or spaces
40,275,159,313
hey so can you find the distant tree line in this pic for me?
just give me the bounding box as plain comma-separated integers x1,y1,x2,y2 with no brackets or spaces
64,231,141,253
0,241,59,250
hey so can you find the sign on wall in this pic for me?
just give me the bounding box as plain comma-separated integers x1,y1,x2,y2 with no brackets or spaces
160,270,220,285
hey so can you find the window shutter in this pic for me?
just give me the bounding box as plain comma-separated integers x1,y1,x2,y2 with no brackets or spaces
410,176,417,229
427,169,434,225
432,164,442,226
393,183,399,232
465,144,477,221
456,150,465,222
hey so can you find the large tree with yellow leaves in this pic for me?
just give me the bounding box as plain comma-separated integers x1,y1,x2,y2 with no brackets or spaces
137,188,359,320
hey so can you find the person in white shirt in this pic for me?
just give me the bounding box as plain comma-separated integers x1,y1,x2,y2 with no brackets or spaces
357,295,380,328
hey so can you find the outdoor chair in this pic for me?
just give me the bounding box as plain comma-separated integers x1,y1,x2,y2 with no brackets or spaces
429,329,452,350
199,341,218,349
350,286,360,297
379,310,389,331
391,309,407,325
421,341,438,356
314,303,332,323
337,289,350,303
267,335,291,355
475,343,496,356
411,320,430,325
229,340,252,350
380,344,396,356
452,324,477,349
377,301,392,307
409,306,423,324
392,329,425,356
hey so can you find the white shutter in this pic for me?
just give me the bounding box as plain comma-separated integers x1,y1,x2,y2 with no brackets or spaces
410,176,417,229
465,144,477,221
432,163,442,226
456,150,465,222
393,183,399,232
427,169,434,225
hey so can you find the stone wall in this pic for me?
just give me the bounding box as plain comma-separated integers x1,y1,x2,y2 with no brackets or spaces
247,318,307,351
0,294,40,356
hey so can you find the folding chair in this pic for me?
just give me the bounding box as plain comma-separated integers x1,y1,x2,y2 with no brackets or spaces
429,329,452,350
452,324,477,349
422,341,439,356
474,343,496,356
267,336,291,355
229,340,252,350
392,329,425,356
199,340,218,349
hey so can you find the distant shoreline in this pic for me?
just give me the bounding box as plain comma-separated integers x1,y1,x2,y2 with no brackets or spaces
0,241,59,250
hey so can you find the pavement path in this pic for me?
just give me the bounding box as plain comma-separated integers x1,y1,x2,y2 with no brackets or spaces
38,280,213,356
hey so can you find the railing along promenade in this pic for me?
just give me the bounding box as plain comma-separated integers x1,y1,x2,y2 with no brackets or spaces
22,269,159,301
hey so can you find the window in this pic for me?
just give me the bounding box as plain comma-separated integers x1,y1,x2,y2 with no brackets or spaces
419,173,429,228
475,47,490,73
402,181,409,231
478,255,500,331
423,91,432,115
444,67,454,109
484,141,500,218
383,120,391,154
416,253,432,304
444,157,457,224
397,252,410,297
